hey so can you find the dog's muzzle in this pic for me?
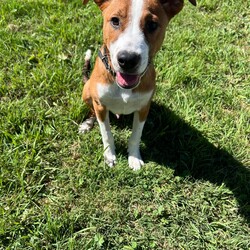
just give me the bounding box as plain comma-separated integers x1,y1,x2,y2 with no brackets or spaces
98,47,149,90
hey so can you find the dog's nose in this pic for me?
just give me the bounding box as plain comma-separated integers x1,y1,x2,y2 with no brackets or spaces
117,51,141,71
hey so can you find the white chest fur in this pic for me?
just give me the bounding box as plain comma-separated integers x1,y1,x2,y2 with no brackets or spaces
97,83,153,115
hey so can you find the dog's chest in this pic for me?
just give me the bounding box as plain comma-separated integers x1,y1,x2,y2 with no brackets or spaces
97,83,153,115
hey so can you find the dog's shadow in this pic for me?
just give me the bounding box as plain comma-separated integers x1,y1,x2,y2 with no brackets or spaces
113,102,250,223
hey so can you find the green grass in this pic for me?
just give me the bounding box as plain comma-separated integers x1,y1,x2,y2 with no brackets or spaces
0,0,249,249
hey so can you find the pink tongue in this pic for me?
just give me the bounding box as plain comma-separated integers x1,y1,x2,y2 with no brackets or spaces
116,72,140,88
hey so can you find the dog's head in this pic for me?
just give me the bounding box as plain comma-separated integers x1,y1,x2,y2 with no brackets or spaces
83,0,196,89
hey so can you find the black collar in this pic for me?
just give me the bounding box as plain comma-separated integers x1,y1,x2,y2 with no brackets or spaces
98,46,116,76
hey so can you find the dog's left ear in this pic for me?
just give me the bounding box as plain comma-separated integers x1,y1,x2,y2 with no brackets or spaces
189,0,197,6
188,0,197,6
160,0,196,18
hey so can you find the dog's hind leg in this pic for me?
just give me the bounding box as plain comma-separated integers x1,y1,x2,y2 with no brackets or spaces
79,116,96,134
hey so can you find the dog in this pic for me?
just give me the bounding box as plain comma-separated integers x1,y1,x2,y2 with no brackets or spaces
79,0,196,170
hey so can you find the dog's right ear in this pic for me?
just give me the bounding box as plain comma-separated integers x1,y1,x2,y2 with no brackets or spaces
83,0,109,10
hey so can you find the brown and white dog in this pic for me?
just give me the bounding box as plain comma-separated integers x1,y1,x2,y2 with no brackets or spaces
79,0,196,170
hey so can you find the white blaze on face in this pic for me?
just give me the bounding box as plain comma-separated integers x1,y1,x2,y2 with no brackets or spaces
109,0,149,74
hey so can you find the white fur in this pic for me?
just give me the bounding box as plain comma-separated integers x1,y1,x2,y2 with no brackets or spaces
85,49,92,61
79,117,96,134
109,0,149,74
97,111,116,167
97,82,152,170
128,112,145,170
97,83,153,115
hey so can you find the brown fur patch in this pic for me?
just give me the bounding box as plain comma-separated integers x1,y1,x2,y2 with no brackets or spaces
101,0,131,50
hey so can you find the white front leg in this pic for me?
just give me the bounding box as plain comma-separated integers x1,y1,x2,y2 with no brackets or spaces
97,112,116,167
128,111,145,170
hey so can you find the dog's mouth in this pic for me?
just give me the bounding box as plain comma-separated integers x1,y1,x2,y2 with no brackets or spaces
116,72,141,90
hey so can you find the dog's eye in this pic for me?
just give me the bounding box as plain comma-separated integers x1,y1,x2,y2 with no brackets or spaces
110,17,120,28
146,21,159,33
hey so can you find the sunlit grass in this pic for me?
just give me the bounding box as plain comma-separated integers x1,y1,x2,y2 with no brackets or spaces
0,0,249,249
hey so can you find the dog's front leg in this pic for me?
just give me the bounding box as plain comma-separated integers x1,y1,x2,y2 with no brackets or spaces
128,111,147,170
95,104,116,167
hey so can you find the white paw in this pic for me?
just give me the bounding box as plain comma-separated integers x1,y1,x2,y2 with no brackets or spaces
104,149,117,167
128,155,144,171
78,117,96,134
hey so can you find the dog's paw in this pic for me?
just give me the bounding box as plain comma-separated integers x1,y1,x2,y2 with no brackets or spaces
104,149,117,167
128,155,144,171
78,117,96,134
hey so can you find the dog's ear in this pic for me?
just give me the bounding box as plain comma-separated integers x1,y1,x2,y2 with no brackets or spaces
188,0,197,6
160,0,196,18
83,0,109,10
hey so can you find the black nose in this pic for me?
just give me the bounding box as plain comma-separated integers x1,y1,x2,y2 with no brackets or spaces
117,51,141,71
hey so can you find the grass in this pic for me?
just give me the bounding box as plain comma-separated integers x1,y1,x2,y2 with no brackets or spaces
0,0,249,249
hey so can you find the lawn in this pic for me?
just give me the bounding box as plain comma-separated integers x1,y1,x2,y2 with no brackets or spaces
0,0,249,249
